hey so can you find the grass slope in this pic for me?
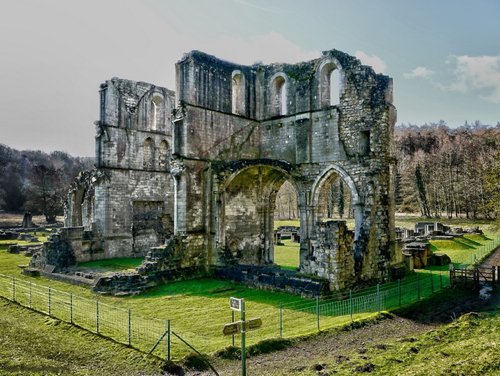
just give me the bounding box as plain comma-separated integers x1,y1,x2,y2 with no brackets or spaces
269,313,500,376
0,299,164,376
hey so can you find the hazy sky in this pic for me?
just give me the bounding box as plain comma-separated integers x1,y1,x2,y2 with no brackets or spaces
1,0,499,156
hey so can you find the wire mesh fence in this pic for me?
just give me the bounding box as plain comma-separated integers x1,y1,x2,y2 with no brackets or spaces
455,234,500,267
0,234,498,360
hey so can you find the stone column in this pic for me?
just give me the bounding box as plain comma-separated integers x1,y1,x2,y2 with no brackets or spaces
298,200,316,268
263,199,276,264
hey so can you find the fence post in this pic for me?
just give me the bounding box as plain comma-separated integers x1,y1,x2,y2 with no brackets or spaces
166,320,171,362
316,296,320,332
449,264,454,288
29,281,32,309
70,292,73,324
12,277,15,302
398,279,401,307
430,270,434,293
48,287,52,316
417,274,420,300
376,284,380,313
349,290,353,322
279,303,283,338
128,309,132,347
231,310,235,346
96,300,100,334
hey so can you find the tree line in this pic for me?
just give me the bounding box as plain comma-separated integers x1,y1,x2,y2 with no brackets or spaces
396,122,499,220
0,144,93,223
274,122,500,221
1,121,498,224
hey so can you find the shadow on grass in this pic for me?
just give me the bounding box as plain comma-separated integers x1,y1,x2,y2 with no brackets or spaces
394,287,500,325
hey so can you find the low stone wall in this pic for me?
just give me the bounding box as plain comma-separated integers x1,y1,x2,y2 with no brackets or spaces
215,264,330,297
301,221,355,291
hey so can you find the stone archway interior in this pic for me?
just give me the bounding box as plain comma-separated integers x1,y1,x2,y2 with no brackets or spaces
222,165,294,265
316,172,354,224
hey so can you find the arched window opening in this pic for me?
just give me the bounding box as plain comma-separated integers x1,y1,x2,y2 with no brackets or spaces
320,62,341,107
222,165,297,267
272,75,287,116
143,137,155,169
151,95,163,131
329,69,340,106
317,173,354,224
159,140,169,169
231,71,245,115
274,181,298,220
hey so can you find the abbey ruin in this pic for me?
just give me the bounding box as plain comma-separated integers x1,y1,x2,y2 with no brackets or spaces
34,49,400,293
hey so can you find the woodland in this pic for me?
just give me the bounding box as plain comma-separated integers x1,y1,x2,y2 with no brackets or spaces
0,122,499,224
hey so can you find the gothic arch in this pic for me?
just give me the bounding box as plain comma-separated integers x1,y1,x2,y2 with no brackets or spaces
219,163,299,265
311,165,360,207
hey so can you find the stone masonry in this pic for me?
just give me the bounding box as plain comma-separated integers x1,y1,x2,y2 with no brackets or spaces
57,48,399,291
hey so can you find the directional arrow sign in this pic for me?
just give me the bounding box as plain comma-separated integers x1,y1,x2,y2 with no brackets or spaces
223,318,263,336
223,321,240,336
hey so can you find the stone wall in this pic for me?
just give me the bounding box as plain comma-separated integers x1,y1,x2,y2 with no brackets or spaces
301,221,355,290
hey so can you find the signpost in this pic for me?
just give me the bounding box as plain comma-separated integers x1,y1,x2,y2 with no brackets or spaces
224,297,263,376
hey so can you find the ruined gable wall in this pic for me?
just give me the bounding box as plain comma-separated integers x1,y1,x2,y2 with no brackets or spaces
173,50,396,282
88,78,177,259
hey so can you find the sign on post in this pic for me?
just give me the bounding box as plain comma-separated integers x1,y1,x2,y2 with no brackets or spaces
230,297,242,311
223,318,262,336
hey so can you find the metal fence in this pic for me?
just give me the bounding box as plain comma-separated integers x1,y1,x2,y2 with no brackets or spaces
455,234,500,267
0,234,499,361
0,274,171,358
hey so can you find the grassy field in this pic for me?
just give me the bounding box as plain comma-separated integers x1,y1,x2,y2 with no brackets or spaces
0,299,164,376
77,257,144,272
276,215,499,233
274,239,300,270
0,216,498,360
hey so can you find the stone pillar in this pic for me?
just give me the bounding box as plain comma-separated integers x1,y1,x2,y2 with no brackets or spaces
263,199,276,264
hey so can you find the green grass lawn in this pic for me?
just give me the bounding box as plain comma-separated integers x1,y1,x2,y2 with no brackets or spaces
77,257,144,272
274,239,300,270
0,299,164,376
0,231,49,247
0,218,498,360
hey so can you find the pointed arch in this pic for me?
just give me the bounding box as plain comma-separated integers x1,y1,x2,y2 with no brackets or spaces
151,94,164,130
311,165,359,206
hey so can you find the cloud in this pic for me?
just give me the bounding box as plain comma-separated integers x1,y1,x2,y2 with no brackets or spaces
445,55,500,103
404,66,434,79
203,32,320,65
354,50,387,74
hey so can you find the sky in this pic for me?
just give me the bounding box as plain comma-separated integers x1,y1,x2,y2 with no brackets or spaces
0,0,499,156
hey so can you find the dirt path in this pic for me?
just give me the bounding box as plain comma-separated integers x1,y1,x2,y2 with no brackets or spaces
482,245,500,267
206,316,435,376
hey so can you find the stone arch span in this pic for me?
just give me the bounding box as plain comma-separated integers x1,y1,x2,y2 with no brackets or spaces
311,164,360,207
310,164,363,243
218,162,299,266
297,164,365,287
